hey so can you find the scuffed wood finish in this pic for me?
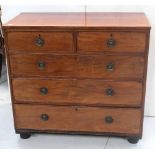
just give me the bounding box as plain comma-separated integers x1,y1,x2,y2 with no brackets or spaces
77,32,146,53
3,13,85,27
7,32,73,52
86,13,150,28
10,54,144,79
3,12,150,28
12,79,142,106
15,104,141,134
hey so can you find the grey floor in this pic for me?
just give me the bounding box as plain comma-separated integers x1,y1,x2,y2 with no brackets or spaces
0,65,155,149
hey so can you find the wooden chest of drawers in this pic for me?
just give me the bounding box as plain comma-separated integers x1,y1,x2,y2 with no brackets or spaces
3,13,150,143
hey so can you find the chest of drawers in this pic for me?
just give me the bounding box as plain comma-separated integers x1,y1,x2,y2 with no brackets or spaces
3,13,150,143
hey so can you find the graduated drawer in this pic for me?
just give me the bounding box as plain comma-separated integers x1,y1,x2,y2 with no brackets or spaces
7,31,73,52
12,79,142,107
77,32,146,53
14,104,141,134
10,54,144,79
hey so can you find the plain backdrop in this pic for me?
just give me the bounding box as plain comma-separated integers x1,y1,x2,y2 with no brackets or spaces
1,5,155,116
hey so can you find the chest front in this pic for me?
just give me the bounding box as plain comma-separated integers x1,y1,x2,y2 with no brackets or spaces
3,12,150,143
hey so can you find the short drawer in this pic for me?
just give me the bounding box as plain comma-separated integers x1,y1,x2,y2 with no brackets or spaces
12,79,142,106
7,31,73,52
14,104,141,134
77,32,146,53
10,54,144,79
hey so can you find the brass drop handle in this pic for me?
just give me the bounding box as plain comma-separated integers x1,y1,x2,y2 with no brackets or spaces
38,61,46,69
35,35,44,47
106,63,115,71
106,88,114,96
40,87,48,95
40,114,49,121
105,116,113,124
107,38,116,48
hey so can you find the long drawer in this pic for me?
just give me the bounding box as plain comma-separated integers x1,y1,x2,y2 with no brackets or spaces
14,104,141,134
12,79,142,106
7,31,73,52
77,32,146,53
10,54,144,79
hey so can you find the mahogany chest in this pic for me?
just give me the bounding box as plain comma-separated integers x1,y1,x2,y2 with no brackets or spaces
3,13,151,143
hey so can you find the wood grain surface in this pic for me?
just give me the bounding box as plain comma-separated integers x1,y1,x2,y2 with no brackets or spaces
3,13,150,28
12,79,142,106
77,31,146,53
14,104,141,134
10,54,144,79
7,31,73,52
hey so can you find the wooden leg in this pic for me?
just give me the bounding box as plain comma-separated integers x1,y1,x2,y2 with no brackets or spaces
20,133,31,139
127,137,139,144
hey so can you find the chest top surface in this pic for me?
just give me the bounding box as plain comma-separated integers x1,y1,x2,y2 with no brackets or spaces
3,12,150,29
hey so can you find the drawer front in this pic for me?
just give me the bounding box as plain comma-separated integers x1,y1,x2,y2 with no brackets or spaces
7,32,73,52
10,54,76,78
10,54,144,79
12,79,142,106
77,32,146,53
15,104,141,134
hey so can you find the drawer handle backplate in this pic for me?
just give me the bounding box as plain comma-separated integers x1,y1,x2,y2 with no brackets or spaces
38,61,46,69
106,63,115,71
40,114,49,121
35,35,45,47
107,38,116,48
106,88,114,96
40,87,48,95
105,116,114,124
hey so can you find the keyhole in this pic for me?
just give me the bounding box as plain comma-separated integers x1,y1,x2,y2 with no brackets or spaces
75,107,78,111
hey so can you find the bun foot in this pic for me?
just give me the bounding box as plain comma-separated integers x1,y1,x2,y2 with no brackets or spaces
127,137,139,144
20,133,31,139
